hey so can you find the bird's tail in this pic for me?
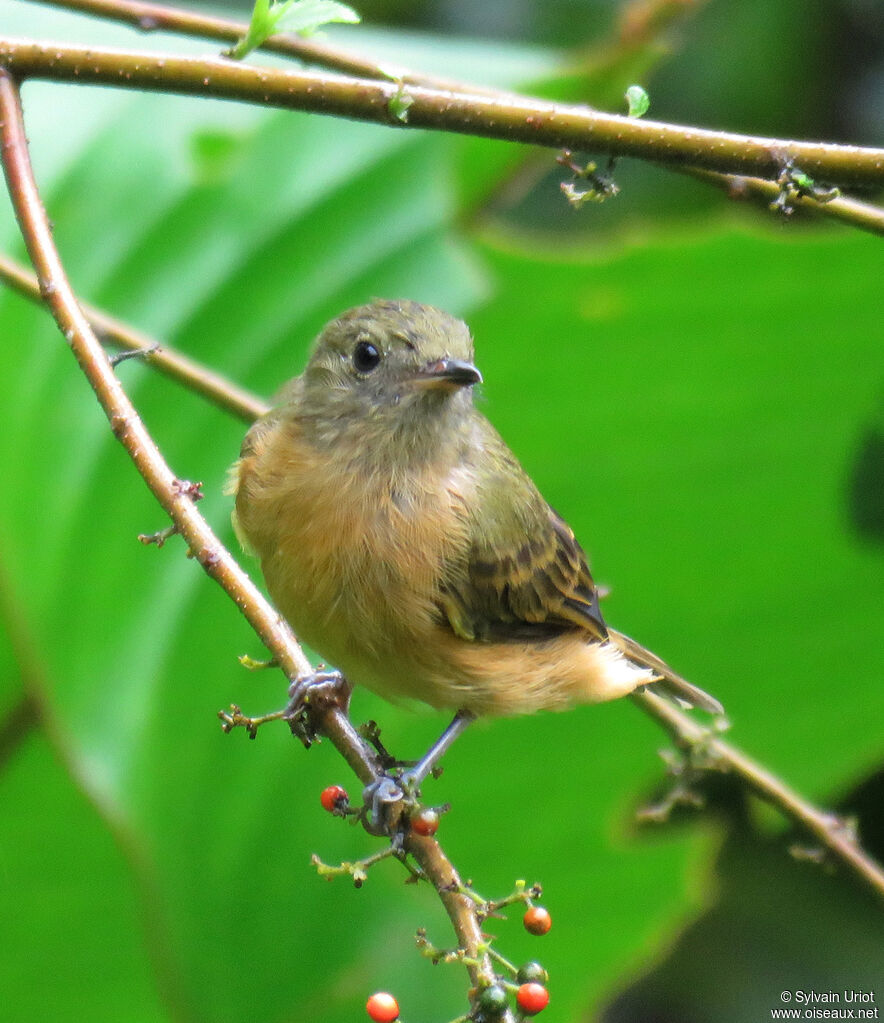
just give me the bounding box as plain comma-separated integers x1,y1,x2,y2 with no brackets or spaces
608,628,724,715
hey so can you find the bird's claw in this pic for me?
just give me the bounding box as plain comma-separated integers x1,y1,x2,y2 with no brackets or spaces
361,771,420,836
283,669,351,746
287,668,349,706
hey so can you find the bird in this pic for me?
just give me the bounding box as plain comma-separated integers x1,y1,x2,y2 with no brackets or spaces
230,299,722,792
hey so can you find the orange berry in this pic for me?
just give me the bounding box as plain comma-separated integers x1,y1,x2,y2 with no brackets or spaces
411,808,439,836
366,991,399,1022
516,982,549,1015
523,906,552,935
320,785,349,813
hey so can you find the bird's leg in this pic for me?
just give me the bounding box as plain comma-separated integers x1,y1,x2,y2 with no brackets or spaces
405,708,477,789
361,709,476,832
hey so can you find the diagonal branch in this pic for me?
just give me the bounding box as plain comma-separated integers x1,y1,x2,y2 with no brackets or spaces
682,167,884,236
2,38,884,187
0,68,312,687
0,211,881,902
632,690,884,901
0,251,266,422
0,66,500,1009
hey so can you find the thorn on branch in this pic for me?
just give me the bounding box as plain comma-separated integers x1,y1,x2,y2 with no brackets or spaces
218,671,352,748
415,927,479,967
637,772,706,823
173,477,204,501
238,653,279,670
637,724,734,824
138,523,178,547
789,842,833,868
358,719,400,769
787,812,862,873
108,343,159,368
451,877,543,925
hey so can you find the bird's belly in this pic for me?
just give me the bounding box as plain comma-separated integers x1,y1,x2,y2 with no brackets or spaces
266,548,435,700
254,474,465,705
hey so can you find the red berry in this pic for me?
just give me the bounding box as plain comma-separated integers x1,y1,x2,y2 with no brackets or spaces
523,906,552,935
366,992,399,1022
411,808,439,836
320,785,349,813
517,982,549,1015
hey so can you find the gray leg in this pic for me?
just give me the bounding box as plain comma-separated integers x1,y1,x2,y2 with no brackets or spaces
362,709,476,829
406,708,477,787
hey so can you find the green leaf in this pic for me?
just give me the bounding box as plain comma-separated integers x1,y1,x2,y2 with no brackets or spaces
229,0,359,60
388,82,415,123
625,83,651,117
228,0,273,60
274,0,361,36
602,773,884,1020
1,5,881,1023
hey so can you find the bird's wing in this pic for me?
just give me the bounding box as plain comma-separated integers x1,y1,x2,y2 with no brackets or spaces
438,420,607,644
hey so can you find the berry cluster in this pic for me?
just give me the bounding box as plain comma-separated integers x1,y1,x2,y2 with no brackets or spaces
320,783,552,1021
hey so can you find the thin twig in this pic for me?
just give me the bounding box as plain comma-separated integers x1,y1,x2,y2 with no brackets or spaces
632,689,884,902
0,67,497,1005
26,0,882,233
30,0,496,93
2,39,883,187
0,251,267,422
0,68,312,684
3,177,878,903
683,167,884,236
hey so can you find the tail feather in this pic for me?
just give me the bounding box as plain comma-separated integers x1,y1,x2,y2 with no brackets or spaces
608,628,724,715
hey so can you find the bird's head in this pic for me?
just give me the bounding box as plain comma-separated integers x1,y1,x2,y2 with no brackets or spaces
297,299,482,459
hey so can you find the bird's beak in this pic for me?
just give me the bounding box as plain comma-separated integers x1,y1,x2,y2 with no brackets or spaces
414,357,483,391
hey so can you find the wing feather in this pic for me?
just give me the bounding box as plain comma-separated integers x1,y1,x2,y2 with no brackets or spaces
438,418,607,643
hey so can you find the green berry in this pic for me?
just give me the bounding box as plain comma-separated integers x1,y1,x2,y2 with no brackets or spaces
517,961,549,985
478,984,508,1016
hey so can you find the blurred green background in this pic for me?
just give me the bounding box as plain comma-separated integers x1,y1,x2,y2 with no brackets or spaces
0,1,882,1021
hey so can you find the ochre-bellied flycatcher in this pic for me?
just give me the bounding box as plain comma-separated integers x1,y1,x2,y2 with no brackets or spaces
231,300,722,783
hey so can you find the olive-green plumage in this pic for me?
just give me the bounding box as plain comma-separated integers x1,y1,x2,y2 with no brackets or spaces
232,299,721,717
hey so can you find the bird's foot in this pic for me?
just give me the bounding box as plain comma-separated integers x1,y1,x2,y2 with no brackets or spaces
360,710,476,834
283,668,352,747
360,768,424,837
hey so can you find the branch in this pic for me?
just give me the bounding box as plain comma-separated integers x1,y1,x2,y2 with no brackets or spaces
1,203,881,903
2,38,883,187
632,690,884,902
0,71,310,683
0,67,500,1011
684,168,884,237
31,0,884,235
0,251,267,422
2,15,881,1006
31,0,496,94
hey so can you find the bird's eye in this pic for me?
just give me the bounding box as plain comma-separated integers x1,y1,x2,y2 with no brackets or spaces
353,340,382,374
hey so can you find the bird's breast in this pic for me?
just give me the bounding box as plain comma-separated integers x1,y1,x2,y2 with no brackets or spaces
235,419,475,694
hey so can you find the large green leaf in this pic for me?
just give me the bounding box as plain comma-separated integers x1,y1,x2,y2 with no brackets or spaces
447,226,884,1019
1,4,881,1023
0,7,560,1023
